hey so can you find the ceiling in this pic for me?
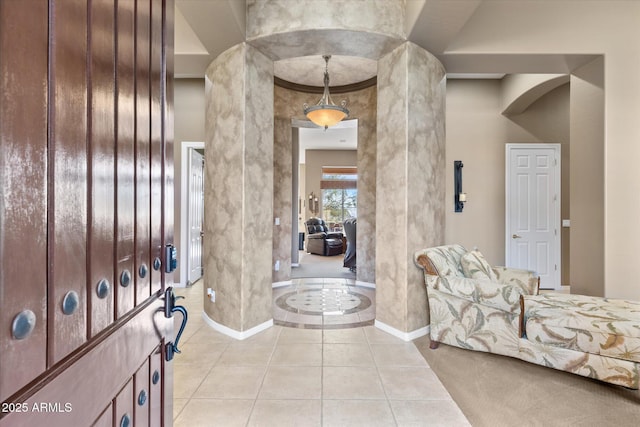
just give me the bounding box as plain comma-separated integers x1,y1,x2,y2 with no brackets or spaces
298,120,358,163
174,0,596,83
174,0,596,159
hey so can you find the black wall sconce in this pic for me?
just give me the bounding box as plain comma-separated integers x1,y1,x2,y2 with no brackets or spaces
308,192,319,215
454,160,467,212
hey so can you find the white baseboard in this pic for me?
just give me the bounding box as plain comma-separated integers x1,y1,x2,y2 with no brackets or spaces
202,312,274,340
374,320,430,342
272,280,293,288
355,281,375,289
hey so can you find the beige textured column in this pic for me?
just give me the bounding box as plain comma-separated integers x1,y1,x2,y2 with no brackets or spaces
204,43,274,334
376,42,446,336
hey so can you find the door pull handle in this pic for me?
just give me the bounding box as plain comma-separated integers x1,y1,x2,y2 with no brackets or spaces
512,234,522,239
163,287,188,362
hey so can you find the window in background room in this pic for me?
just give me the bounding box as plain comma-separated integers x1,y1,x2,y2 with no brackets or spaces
321,166,357,230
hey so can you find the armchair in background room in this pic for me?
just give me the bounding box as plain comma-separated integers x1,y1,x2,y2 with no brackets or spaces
343,218,356,271
305,217,344,256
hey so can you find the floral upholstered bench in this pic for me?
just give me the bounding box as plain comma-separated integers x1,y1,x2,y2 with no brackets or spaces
519,293,640,388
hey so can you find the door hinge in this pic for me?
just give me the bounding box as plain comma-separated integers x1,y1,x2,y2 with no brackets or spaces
555,264,558,271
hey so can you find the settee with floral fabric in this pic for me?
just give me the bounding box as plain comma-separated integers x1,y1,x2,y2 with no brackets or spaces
414,244,640,389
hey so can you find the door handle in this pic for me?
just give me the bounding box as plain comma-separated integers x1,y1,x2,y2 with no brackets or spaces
163,287,188,362
512,234,522,239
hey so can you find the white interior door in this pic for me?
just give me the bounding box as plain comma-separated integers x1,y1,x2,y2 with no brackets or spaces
506,144,561,290
188,149,204,284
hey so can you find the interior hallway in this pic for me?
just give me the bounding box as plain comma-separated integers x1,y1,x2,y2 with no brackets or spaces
172,281,469,426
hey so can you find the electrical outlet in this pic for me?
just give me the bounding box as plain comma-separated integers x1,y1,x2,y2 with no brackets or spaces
275,217,280,226
274,260,280,271
210,290,215,302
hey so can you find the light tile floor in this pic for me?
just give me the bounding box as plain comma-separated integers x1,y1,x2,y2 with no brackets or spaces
173,281,470,427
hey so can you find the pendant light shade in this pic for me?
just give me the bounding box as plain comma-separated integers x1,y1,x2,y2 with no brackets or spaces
303,55,349,130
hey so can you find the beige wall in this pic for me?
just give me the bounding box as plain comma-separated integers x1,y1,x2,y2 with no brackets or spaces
173,78,205,285
446,78,571,284
445,80,533,266
446,0,640,299
177,1,640,305
570,57,605,296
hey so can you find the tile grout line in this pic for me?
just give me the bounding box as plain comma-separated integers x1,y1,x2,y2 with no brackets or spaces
245,325,282,427
320,329,324,427
364,327,400,426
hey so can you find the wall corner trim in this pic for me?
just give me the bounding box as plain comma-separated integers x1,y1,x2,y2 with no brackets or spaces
202,312,274,340
374,320,430,342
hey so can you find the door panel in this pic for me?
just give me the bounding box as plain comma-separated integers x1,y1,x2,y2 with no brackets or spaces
134,358,151,427
506,144,560,289
114,379,134,427
0,0,175,424
0,298,171,426
49,0,89,365
189,149,205,283
136,0,152,305
92,404,113,427
149,346,164,426
116,0,136,319
150,0,164,293
88,0,116,338
0,0,48,402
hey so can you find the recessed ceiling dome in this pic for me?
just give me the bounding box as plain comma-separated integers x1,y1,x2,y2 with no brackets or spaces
274,55,377,87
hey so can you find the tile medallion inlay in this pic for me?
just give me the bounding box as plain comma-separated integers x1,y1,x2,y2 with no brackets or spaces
273,279,375,329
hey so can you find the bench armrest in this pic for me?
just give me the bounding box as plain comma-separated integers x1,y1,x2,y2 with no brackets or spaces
434,276,529,313
492,266,540,295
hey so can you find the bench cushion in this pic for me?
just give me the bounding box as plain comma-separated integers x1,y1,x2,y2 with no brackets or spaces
523,293,640,363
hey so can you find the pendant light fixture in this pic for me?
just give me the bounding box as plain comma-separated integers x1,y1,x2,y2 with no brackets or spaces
303,55,349,130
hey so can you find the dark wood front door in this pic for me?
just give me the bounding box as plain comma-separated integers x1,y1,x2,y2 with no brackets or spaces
0,0,176,425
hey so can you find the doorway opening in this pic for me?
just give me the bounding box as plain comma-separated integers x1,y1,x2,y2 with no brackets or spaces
505,143,561,290
292,119,358,279
179,141,205,287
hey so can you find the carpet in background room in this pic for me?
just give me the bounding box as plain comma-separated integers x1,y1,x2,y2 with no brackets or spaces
291,251,355,280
